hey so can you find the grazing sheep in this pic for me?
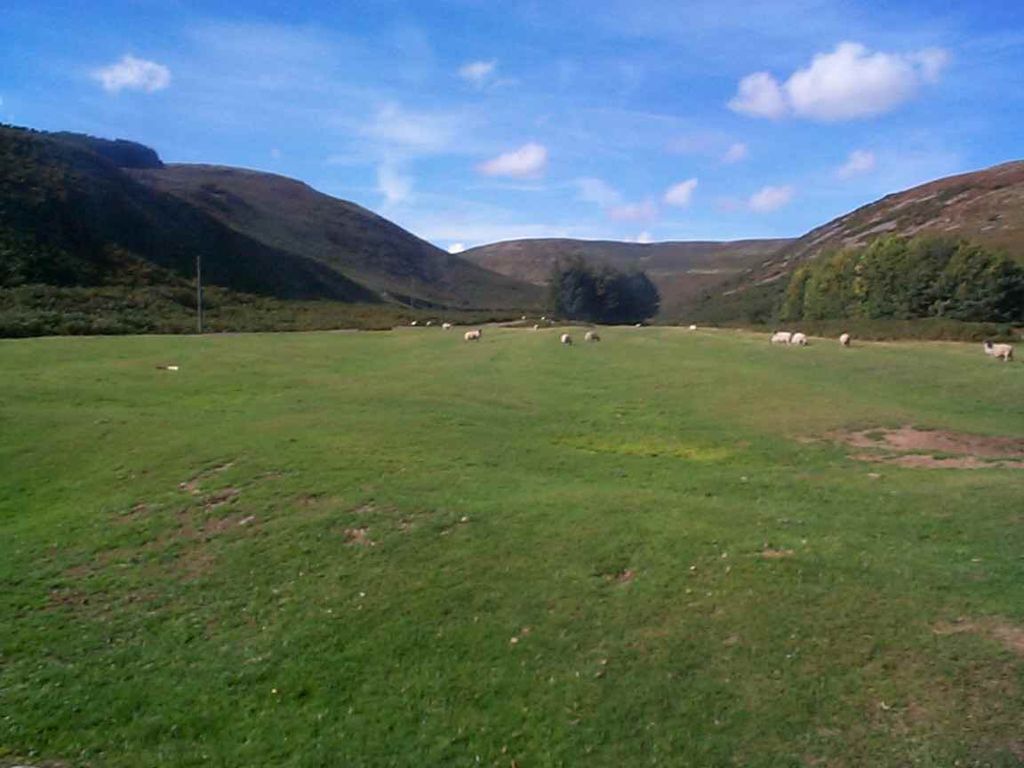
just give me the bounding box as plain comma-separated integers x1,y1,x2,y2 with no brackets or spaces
533,324,540,330
839,333,851,347
464,329,482,342
560,333,573,345
770,331,792,344
584,331,601,342
984,341,1014,362
634,323,643,328
689,324,698,331
521,315,527,320
541,316,547,321
791,332,808,346
425,320,434,327
442,322,453,330
410,320,418,327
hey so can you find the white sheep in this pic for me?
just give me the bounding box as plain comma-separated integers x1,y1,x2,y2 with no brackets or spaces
984,341,1013,362
584,331,600,342
464,329,482,342
791,332,808,346
770,331,792,344
410,320,418,327
560,333,573,345
442,322,453,330
839,333,851,347
425,320,434,327
533,324,539,330
689,324,698,331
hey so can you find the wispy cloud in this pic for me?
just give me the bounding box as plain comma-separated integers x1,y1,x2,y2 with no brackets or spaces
729,42,949,121
458,59,497,88
608,199,658,223
575,177,622,207
722,142,748,163
836,149,876,179
478,142,548,178
92,54,171,93
748,184,795,212
363,103,459,153
377,162,413,204
664,178,698,207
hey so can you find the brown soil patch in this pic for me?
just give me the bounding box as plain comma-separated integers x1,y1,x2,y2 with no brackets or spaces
826,425,1024,470
761,548,795,559
204,487,240,509
841,426,1024,457
344,526,374,546
934,617,1024,657
179,460,236,495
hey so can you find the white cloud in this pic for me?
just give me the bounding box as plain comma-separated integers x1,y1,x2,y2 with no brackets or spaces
458,59,497,88
728,42,949,121
447,242,466,254
92,54,171,93
728,71,787,119
836,149,876,179
575,177,622,207
635,231,653,244
608,199,658,223
663,178,698,208
377,163,412,204
722,142,748,163
478,142,548,178
748,185,794,212
363,103,458,153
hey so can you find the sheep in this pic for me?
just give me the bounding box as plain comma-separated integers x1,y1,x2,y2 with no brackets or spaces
464,329,482,342
560,333,573,345
410,320,418,327
533,324,540,330
634,323,643,328
839,333,851,347
984,341,1013,362
790,332,808,346
442,322,453,330
689,324,698,331
770,331,792,344
425,320,434,327
584,331,601,342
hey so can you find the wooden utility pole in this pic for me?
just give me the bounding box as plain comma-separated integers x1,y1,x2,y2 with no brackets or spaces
196,254,203,334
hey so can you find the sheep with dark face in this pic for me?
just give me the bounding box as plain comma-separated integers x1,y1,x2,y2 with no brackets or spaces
464,329,482,342
560,333,573,345
771,331,792,344
984,341,1013,362
584,331,600,342
790,332,808,346
839,333,851,347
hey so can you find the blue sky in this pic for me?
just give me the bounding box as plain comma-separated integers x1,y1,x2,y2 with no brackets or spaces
2,1,1022,252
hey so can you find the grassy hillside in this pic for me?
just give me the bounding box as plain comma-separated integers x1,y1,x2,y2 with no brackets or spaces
0,125,378,302
131,165,543,310
0,125,542,323
2,328,1022,766
461,238,789,319
696,160,1024,322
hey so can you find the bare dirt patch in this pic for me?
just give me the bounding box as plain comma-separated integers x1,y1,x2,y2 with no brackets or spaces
344,526,374,546
179,460,236,495
934,617,1024,657
761,548,795,559
824,426,1024,469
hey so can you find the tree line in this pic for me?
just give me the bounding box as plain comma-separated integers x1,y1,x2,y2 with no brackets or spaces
548,255,660,324
780,235,1024,323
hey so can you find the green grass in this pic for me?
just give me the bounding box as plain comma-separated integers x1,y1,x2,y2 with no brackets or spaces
1,327,1022,767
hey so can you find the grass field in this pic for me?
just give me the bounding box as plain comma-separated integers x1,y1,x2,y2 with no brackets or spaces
1,327,1022,767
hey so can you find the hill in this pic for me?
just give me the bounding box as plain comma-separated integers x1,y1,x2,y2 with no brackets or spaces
0,125,541,311
461,238,790,318
694,160,1024,322
130,164,541,309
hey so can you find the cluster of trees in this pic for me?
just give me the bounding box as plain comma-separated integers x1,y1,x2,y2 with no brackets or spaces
548,256,660,323
781,236,1024,323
